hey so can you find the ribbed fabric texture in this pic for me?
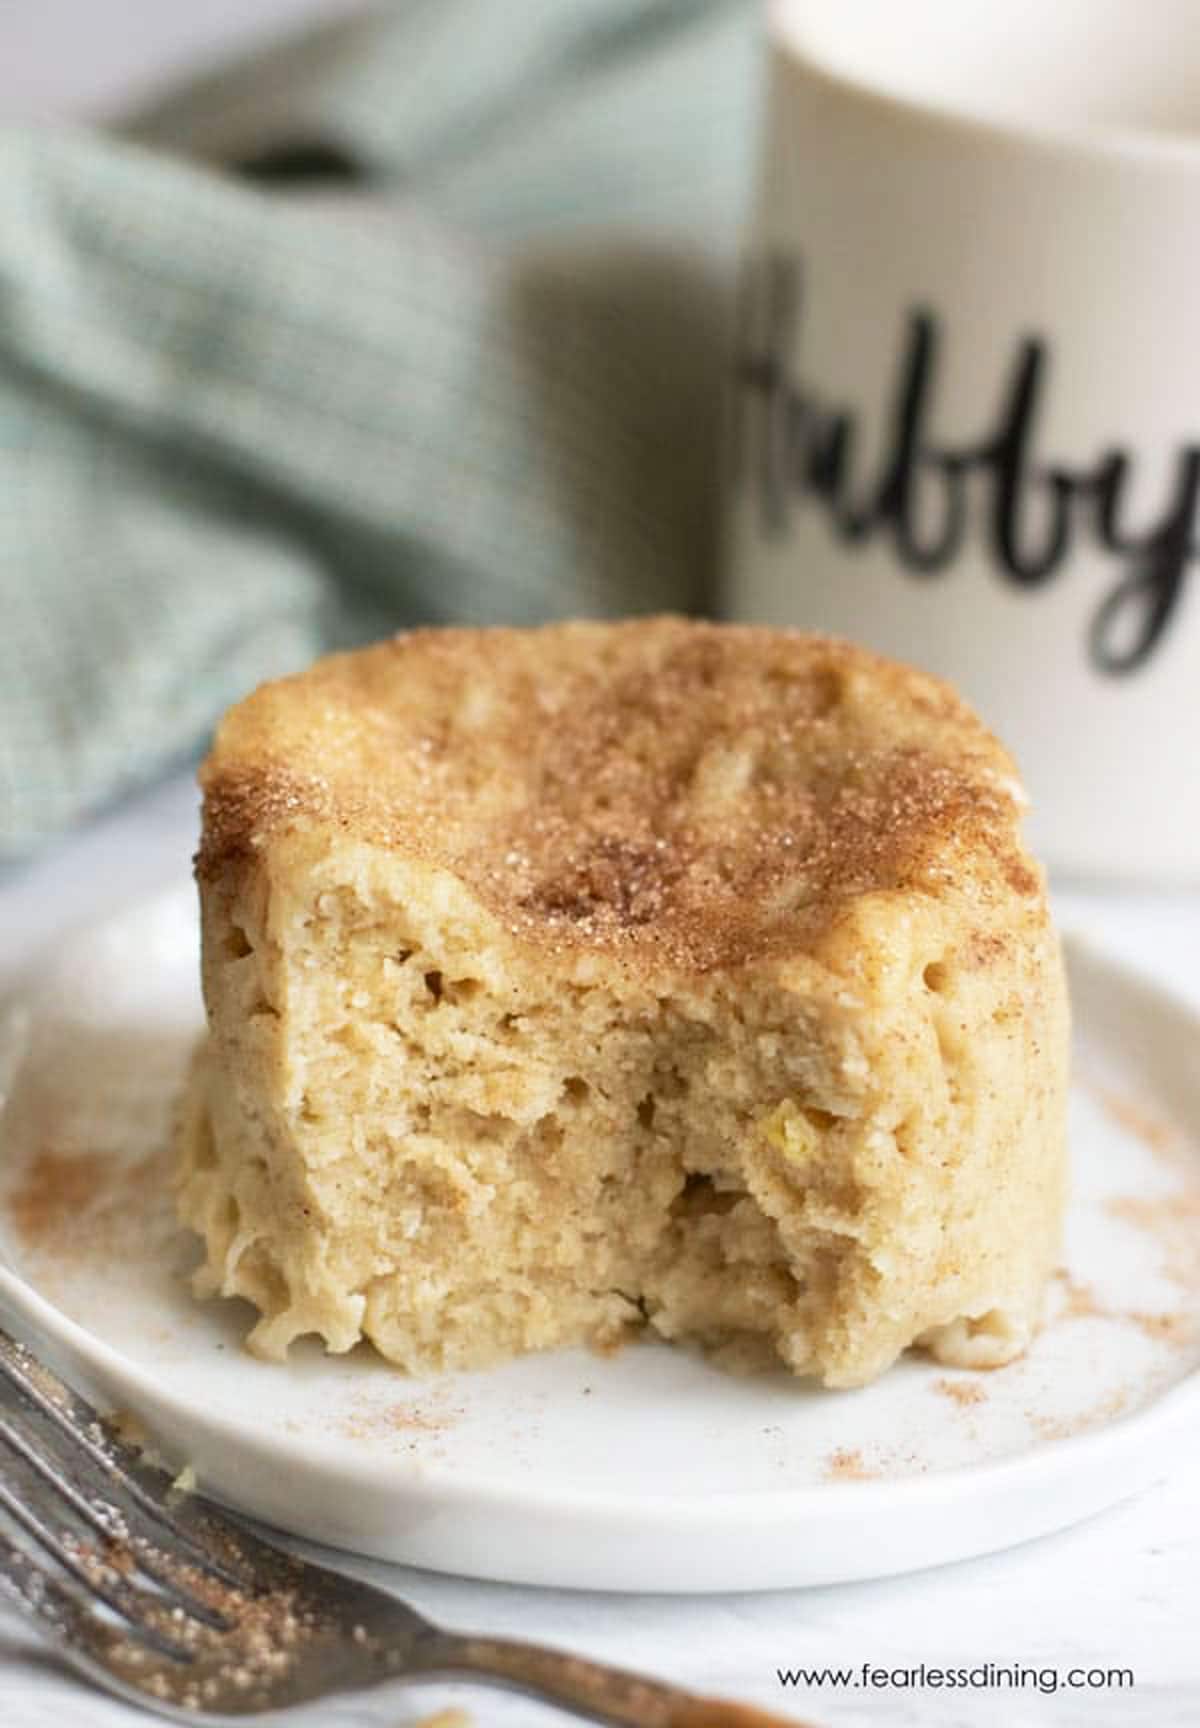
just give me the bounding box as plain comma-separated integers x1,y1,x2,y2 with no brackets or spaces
0,0,759,851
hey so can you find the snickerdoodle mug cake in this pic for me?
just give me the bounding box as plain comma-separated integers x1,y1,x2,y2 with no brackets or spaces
177,618,1068,1388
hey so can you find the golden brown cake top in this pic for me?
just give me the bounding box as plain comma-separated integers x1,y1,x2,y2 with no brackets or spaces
198,617,1040,972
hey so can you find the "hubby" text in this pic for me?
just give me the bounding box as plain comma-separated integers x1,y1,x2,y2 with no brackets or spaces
731,254,1196,674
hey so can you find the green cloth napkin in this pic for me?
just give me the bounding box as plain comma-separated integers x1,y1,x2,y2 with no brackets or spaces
0,0,759,855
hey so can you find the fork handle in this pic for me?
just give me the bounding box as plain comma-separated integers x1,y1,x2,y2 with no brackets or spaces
410,1629,804,1727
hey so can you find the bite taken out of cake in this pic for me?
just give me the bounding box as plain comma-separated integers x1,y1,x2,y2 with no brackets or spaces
178,617,1069,1388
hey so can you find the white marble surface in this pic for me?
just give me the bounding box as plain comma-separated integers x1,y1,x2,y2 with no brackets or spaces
0,770,1197,1727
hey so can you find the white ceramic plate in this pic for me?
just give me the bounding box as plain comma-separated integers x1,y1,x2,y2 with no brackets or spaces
0,887,1196,1593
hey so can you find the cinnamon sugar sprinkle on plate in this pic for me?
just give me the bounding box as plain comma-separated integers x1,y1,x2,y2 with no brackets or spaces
1045,1268,1197,1351
6,1142,174,1266
338,1391,464,1447
823,1446,877,1482
933,1377,987,1408
1031,1388,1132,1444
1084,1080,1181,1158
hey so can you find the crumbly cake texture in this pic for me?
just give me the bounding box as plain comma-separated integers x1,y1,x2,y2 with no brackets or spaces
179,617,1069,1388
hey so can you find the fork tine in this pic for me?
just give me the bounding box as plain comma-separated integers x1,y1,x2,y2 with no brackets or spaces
0,1523,111,1637
0,1329,253,1589
0,1524,191,1674
0,1470,197,1660
0,1411,231,1633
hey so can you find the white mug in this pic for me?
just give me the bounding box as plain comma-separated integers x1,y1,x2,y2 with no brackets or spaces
725,0,1200,881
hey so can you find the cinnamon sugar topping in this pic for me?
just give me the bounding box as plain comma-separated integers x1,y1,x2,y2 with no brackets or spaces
197,618,1037,974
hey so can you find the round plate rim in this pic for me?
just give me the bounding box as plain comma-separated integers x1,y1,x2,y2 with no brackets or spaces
1,894,1197,1587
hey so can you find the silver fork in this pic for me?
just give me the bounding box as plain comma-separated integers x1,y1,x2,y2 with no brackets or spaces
0,1324,797,1727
